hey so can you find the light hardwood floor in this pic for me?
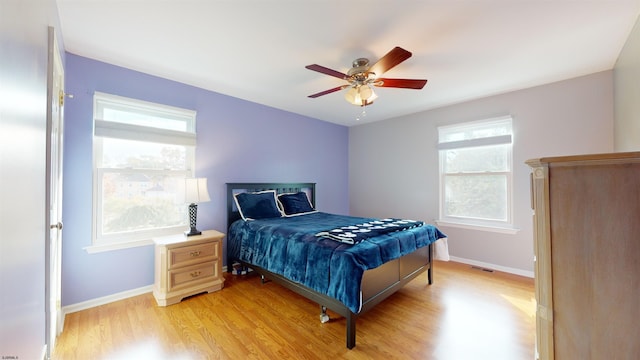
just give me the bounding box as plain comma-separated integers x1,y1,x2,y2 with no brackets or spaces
53,261,535,359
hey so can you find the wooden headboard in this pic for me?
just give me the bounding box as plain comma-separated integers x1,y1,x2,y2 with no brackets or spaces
226,182,316,230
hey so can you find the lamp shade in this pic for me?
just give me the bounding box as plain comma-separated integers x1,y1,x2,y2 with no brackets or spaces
359,85,373,100
184,178,210,204
344,85,376,106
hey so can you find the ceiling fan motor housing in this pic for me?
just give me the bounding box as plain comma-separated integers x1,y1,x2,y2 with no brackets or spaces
348,58,375,84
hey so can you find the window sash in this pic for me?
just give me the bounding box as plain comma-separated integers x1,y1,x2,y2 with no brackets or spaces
442,144,511,174
94,136,194,171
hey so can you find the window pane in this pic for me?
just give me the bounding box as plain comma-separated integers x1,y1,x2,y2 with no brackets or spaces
95,92,195,132
101,172,187,235
443,144,509,173
100,138,188,170
444,174,507,221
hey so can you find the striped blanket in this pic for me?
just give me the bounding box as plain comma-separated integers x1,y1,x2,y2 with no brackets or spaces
315,218,425,245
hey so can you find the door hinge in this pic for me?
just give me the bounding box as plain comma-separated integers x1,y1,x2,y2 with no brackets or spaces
59,90,73,106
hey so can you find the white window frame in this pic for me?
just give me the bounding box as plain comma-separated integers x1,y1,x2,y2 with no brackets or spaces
436,116,517,234
87,92,197,253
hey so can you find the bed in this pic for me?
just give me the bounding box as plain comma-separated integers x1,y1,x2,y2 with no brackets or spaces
225,182,446,349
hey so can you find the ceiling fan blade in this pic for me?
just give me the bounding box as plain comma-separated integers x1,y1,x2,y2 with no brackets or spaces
305,64,348,79
375,78,428,89
367,47,412,76
308,85,348,98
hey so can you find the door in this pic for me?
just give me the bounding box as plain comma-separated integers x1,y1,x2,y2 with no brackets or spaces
46,26,65,358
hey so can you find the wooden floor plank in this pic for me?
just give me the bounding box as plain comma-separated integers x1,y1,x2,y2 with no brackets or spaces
53,261,535,359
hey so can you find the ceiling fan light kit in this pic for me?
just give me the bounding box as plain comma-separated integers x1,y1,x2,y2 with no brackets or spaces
344,84,377,106
306,46,428,111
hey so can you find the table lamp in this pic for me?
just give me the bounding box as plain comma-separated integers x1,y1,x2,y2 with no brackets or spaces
184,177,210,236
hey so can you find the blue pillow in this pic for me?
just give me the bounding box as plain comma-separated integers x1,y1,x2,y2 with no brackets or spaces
277,191,316,216
234,190,283,220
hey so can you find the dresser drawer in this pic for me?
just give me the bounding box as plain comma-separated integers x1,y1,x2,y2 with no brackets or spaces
168,242,217,269
168,260,219,292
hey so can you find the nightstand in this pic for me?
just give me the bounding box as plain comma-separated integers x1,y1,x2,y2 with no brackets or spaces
153,230,225,306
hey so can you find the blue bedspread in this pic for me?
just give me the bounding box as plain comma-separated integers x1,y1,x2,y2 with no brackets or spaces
228,212,446,313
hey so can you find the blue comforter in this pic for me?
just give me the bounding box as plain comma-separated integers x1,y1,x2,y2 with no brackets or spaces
228,212,446,313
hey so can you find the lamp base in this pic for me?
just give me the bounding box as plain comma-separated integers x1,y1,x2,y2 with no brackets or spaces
184,228,202,237
185,203,201,236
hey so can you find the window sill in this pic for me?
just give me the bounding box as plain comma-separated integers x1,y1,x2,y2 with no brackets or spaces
84,238,154,254
434,220,520,234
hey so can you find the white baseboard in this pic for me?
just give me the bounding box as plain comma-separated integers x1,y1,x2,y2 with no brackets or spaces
62,285,154,316
59,285,153,337
62,265,231,316
449,256,534,278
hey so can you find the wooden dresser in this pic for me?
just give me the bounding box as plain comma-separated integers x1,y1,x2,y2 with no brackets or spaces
153,230,225,306
527,152,640,359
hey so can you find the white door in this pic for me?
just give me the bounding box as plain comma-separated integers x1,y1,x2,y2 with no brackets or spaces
46,26,65,358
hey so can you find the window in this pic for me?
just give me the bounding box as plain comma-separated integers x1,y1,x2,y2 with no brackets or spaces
437,116,514,232
89,92,197,252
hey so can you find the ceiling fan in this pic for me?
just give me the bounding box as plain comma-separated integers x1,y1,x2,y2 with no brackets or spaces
305,46,427,107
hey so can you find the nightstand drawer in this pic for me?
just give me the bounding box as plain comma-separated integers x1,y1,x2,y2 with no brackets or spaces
168,242,217,269
168,260,219,292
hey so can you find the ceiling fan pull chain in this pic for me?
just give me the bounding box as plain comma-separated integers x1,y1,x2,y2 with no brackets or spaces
356,105,367,121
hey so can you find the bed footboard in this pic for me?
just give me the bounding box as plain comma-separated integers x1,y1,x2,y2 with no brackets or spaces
360,245,432,313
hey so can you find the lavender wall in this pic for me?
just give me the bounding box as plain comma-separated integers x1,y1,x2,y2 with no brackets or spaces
62,53,349,306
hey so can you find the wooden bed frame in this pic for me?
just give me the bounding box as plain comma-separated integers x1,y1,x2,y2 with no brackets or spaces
225,182,434,349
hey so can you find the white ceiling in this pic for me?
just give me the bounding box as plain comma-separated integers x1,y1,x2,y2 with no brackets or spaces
56,0,640,126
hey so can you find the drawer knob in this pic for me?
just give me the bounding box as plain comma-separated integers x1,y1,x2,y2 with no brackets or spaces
190,271,201,278
190,250,201,257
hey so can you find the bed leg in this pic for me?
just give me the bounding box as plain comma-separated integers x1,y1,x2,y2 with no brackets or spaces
346,312,356,349
319,306,330,323
428,243,434,285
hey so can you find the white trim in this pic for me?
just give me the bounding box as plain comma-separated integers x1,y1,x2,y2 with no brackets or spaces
449,256,534,278
435,219,520,234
